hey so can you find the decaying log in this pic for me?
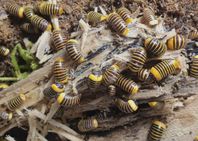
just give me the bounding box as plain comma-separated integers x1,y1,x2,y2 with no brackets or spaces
0,13,197,141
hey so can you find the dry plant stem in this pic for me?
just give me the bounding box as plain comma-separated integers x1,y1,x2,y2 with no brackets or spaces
44,101,60,123
79,19,90,51
27,116,37,141
29,109,81,136
35,131,48,141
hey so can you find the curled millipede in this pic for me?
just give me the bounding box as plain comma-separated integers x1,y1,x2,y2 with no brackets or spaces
78,118,98,132
6,3,24,18
148,101,164,110
21,23,39,34
57,93,81,107
52,30,67,51
30,15,52,31
87,11,107,23
117,7,133,25
150,59,181,81
166,35,186,50
148,120,166,141
7,94,26,111
66,39,85,64
144,38,167,58
127,47,147,73
43,83,64,98
107,13,129,36
53,58,68,84
115,98,138,113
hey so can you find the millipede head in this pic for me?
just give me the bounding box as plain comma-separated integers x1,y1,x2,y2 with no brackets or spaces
144,37,152,48
172,59,181,70
148,101,158,107
57,92,65,104
4,48,10,56
89,68,103,82
110,64,120,72
0,83,9,90
67,39,78,44
128,100,138,111
19,94,26,101
92,118,99,128
77,57,86,64
8,112,13,120
152,120,166,129
59,7,64,15
51,83,64,93
55,57,64,62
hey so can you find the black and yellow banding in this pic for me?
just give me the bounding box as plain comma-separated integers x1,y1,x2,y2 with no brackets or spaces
117,7,133,25
166,35,186,50
7,94,26,111
143,8,158,26
87,11,107,23
78,118,98,132
43,83,64,98
107,13,129,36
144,38,167,58
0,46,9,56
103,64,139,95
0,112,13,121
127,47,147,73
24,7,34,21
116,75,139,95
57,93,81,106
188,31,198,40
53,58,68,84
108,85,116,96
38,2,64,16
88,68,103,91
115,98,138,113
66,39,85,64
137,68,150,81
52,30,67,51
30,15,52,31
148,120,166,141
189,55,198,78
150,59,181,81
103,64,120,86
21,23,39,34
6,3,24,18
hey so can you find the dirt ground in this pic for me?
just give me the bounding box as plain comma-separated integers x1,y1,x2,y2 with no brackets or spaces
0,0,198,141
